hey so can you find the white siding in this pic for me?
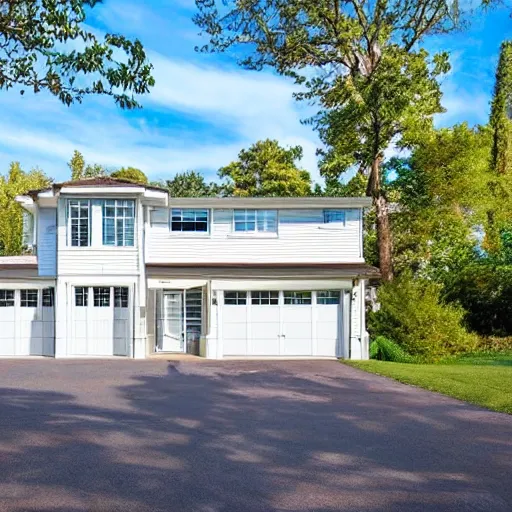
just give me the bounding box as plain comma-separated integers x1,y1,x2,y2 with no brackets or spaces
56,197,140,276
146,208,363,264
37,208,57,276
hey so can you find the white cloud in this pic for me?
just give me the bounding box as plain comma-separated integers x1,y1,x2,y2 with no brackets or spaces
0,51,321,182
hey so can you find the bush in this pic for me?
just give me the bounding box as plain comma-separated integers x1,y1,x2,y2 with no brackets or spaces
369,336,416,363
443,264,512,336
369,274,478,362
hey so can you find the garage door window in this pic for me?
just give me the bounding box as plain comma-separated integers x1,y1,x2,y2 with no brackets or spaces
317,291,340,305
224,291,247,305
284,291,312,305
114,287,129,308
75,287,88,307
21,289,38,307
93,287,110,307
251,291,279,305
0,290,14,307
42,288,54,307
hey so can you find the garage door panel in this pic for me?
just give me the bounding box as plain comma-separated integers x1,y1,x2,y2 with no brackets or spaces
250,337,280,356
316,337,338,357
0,321,15,339
251,308,279,323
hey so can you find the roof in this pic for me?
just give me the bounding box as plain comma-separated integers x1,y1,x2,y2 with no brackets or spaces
168,196,372,209
0,255,37,269
146,263,381,279
27,177,167,198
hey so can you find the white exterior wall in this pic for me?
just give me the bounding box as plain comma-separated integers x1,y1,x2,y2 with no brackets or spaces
146,208,363,264
56,196,140,276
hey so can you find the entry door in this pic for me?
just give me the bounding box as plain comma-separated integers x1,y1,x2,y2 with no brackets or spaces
161,291,184,352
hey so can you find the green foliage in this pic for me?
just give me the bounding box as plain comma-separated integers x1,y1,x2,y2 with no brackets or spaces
443,264,512,336
490,41,512,175
0,0,154,108
369,274,478,361
67,150,106,180
219,140,311,197
111,167,148,185
0,162,51,255
162,170,222,197
369,336,415,363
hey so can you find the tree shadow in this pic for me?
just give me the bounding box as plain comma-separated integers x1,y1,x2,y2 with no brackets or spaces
0,360,511,511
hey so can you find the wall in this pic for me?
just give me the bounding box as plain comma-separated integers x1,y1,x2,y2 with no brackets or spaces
56,196,140,276
146,208,363,264
37,208,57,276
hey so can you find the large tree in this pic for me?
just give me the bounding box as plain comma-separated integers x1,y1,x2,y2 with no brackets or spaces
194,0,460,279
219,139,311,197
67,150,106,180
163,170,221,197
0,0,154,108
111,167,148,184
0,162,50,255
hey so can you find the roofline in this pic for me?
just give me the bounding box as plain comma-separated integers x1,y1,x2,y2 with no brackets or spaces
167,197,372,209
146,262,380,278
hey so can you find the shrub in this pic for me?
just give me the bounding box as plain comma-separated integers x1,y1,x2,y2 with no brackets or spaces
369,336,416,363
369,274,478,362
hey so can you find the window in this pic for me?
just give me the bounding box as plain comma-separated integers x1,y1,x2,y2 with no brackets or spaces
317,291,340,305
93,287,110,307
251,291,279,305
114,287,129,308
171,209,208,233
68,199,90,247
323,209,345,225
103,200,135,246
0,290,14,307
224,291,247,305
42,288,54,307
234,210,277,233
21,289,38,307
75,287,88,307
284,291,312,305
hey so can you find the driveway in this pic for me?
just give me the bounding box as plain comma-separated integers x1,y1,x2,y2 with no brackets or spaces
0,360,511,512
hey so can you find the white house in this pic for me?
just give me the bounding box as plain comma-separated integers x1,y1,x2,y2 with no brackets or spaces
1,177,378,360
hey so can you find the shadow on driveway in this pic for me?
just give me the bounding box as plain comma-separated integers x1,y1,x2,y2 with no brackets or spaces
0,359,511,511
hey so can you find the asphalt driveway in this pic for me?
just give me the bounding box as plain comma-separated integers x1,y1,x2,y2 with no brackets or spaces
0,360,511,512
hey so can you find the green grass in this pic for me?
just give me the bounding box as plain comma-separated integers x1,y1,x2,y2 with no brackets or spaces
345,353,512,414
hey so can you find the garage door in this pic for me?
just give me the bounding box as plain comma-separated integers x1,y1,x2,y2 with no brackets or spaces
70,286,131,356
0,288,55,356
222,290,342,357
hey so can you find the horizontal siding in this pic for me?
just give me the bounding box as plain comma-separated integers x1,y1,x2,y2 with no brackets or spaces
37,208,57,277
58,248,139,275
146,208,362,264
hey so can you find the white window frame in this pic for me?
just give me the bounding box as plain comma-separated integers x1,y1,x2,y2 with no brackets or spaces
224,291,248,305
323,209,346,226
232,209,278,236
283,291,312,305
67,199,91,247
102,199,135,247
170,208,210,235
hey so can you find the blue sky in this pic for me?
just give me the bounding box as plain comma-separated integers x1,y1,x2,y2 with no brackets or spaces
0,2,511,184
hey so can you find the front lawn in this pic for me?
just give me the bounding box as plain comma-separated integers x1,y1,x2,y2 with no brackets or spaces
345,353,512,414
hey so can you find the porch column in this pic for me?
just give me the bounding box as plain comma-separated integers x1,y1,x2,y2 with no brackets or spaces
349,279,367,360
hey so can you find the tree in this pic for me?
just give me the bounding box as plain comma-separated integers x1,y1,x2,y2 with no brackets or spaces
0,162,50,255
0,0,154,108
163,171,221,197
111,167,148,185
194,0,459,279
67,150,106,180
219,139,311,197
487,41,512,252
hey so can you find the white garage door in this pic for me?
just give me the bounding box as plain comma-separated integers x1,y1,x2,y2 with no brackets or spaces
70,286,131,356
0,288,55,356
222,290,342,357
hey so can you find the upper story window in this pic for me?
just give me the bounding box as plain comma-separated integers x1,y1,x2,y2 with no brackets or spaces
68,199,90,247
102,200,135,246
234,209,277,233
323,209,345,225
171,209,209,233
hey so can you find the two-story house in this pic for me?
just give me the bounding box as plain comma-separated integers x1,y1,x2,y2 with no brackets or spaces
1,177,377,360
